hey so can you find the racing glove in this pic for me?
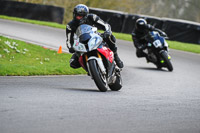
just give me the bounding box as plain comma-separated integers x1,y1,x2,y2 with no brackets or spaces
160,31,167,37
66,41,75,53
103,30,112,38
69,47,75,53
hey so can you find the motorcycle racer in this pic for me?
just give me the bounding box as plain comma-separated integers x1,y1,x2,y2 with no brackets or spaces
132,18,167,60
66,4,124,69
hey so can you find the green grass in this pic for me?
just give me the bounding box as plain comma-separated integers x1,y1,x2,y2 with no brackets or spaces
0,36,86,76
0,15,65,29
0,15,200,54
167,40,200,54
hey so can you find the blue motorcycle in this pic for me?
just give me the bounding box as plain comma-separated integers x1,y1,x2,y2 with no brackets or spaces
144,31,173,71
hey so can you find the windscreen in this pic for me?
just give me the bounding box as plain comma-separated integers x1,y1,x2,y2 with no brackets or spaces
76,24,93,37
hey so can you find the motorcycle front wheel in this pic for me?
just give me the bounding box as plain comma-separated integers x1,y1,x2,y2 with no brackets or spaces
88,59,108,92
160,51,173,71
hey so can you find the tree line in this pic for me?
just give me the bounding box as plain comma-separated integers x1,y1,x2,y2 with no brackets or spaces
17,0,200,24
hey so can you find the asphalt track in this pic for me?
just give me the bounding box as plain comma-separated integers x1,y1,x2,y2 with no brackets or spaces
0,19,200,133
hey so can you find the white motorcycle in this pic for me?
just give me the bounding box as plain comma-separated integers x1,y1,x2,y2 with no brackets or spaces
72,24,122,92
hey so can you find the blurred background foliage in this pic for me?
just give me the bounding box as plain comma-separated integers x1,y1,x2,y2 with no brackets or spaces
17,0,200,24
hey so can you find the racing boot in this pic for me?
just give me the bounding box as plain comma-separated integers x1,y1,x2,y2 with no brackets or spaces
136,49,147,58
69,53,81,69
114,52,124,68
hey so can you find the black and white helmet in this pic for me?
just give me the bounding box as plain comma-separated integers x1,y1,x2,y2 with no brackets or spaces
73,4,89,21
135,18,147,30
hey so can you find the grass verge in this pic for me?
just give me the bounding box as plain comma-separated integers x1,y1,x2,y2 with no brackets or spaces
0,15,65,29
167,40,200,54
0,36,86,76
0,15,200,54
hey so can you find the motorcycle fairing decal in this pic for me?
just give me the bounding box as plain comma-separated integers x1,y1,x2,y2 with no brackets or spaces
79,55,86,69
151,31,165,45
97,46,114,63
75,41,79,46
153,40,162,48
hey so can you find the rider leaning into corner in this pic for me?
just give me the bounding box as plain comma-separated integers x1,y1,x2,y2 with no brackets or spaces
66,4,124,69
132,18,167,61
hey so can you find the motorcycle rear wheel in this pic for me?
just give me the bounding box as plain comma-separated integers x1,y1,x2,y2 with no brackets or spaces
160,51,173,71
88,59,108,92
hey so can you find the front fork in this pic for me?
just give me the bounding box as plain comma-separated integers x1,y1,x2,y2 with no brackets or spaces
85,51,117,84
159,50,171,64
84,52,101,62
86,52,107,77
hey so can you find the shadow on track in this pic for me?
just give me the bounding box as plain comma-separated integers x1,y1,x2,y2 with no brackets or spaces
133,66,168,72
62,88,99,92
62,88,114,93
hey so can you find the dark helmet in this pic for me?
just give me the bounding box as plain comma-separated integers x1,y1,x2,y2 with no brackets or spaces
73,4,89,21
135,18,147,30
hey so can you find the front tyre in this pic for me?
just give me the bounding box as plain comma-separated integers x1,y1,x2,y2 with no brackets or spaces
88,59,108,92
160,51,173,71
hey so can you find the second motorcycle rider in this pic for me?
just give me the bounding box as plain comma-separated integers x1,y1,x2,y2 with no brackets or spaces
132,18,167,61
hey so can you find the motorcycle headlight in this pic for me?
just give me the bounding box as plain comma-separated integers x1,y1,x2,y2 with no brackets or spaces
88,36,102,51
78,44,85,51
73,42,87,52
